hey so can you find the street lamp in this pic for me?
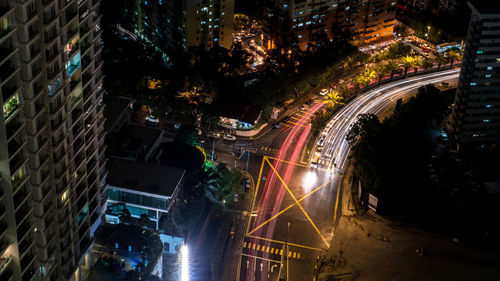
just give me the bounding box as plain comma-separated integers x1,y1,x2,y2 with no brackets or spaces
181,244,189,281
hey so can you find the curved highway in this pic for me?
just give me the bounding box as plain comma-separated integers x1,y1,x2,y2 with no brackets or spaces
317,68,460,175
238,68,459,281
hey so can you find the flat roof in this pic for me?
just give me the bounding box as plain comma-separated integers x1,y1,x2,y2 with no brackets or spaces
107,158,185,198
107,125,162,160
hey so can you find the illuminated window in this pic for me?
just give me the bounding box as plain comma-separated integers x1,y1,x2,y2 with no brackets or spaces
61,189,69,203
477,50,483,54
487,66,492,70
483,119,490,123
486,74,491,78
470,82,476,86
485,104,492,108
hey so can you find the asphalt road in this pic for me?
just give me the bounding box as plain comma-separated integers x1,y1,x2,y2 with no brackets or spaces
236,68,460,281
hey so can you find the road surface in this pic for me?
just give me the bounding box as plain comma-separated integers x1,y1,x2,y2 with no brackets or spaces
237,68,460,281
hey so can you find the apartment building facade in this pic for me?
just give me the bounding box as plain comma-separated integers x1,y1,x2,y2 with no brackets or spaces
0,0,107,280
185,0,234,50
267,0,396,50
123,0,185,56
449,1,500,150
400,0,465,15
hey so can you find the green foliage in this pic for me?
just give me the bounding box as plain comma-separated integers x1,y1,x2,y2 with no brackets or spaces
175,125,200,146
234,14,251,31
311,108,335,137
348,85,449,215
371,41,412,62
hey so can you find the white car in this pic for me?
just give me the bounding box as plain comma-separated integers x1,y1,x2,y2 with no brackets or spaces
145,115,160,123
319,88,330,96
223,134,236,141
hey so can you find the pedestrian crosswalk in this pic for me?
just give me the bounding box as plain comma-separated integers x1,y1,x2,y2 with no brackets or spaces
243,241,304,260
260,146,279,152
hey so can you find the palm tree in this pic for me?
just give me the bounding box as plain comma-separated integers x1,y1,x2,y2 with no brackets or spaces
400,55,415,77
447,50,462,68
422,58,434,72
324,90,345,109
386,60,400,80
374,64,389,83
435,55,447,70
337,84,351,98
355,68,376,89
412,56,423,74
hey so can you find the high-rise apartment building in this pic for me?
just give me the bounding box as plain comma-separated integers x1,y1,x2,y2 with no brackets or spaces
123,0,185,54
449,1,500,150
267,0,396,50
0,0,107,280
400,0,465,15
120,0,234,55
185,0,234,50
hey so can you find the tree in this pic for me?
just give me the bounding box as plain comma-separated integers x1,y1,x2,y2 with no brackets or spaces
400,55,415,77
447,50,462,68
354,68,376,90
119,207,131,224
139,214,151,229
324,90,345,109
435,55,448,70
337,84,351,98
175,125,200,146
374,64,389,83
412,56,423,74
386,61,400,80
346,113,380,147
422,58,434,71
234,14,251,31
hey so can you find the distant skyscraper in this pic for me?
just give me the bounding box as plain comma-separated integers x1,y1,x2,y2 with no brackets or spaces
124,0,185,54
449,1,500,150
184,0,235,50
267,0,396,50
0,0,107,280
122,0,234,54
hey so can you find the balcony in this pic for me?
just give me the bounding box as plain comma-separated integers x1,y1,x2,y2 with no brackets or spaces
20,254,34,274
15,205,31,225
5,118,22,140
0,255,13,280
0,61,16,84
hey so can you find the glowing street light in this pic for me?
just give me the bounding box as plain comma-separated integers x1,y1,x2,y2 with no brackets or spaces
181,245,189,281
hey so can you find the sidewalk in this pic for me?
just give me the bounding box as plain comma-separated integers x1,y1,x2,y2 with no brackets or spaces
218,173,254,281
315,162,500,281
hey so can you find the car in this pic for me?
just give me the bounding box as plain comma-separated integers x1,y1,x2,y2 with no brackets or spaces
299,105,308,111
145,115,159,124
274,122,282,129
223,134,236,141
319,88,330,96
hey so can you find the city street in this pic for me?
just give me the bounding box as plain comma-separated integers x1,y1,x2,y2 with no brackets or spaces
235,68,460,281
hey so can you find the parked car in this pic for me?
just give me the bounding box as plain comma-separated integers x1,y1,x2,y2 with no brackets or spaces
299,105,307,111
319,88,330,96
223,134,236,141
145,115,160,127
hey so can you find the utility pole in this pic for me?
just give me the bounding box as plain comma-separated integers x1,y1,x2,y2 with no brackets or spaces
246,150,250,171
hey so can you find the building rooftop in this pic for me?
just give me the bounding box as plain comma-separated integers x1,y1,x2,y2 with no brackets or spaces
107,125,163,161
219,104,262,124
103,96,132,132
468,0,500,15
107,158,185,198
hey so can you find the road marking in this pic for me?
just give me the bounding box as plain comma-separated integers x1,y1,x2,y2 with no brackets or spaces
246,235,323,252
248,178,334,236
257,245,261,251
265,156,309,167
252,243,256,250
266,247,270,253
265,157,330,248
241,253,281,263
243,242,247,248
